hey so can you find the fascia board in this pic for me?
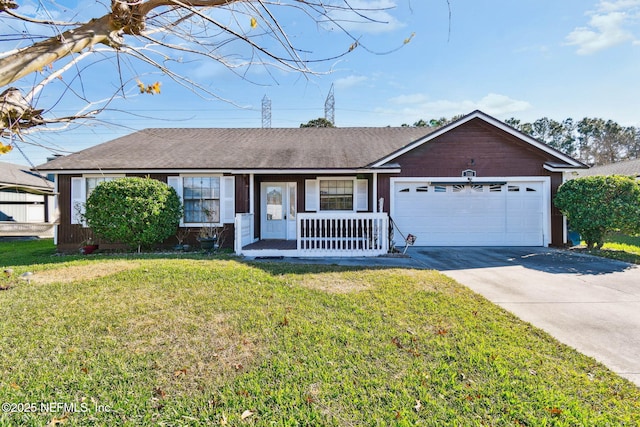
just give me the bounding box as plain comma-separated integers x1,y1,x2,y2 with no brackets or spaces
39,168,402,175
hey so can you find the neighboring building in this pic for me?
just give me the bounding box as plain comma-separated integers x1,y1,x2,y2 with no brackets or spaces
36,110,587,256
0,161,56,237
574,158,640,179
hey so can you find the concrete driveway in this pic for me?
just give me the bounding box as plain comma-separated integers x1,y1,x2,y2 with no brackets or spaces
408,247,640,387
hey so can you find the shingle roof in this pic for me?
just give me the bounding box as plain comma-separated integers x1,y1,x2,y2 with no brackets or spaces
0,161,53,192
36,127,434,171
576,158,640,177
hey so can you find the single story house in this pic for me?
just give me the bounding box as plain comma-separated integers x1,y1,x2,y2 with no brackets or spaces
0,161,56,237
574,158,640,179
36,110,587,256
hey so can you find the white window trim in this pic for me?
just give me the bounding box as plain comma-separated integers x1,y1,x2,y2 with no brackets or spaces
168,174,235,226
70,174,124,225
306,177,368,212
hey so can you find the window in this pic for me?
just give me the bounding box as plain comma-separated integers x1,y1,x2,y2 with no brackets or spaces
306,178,367,212
320,180,353,211
86,177,117,198
434,185,447,193
183,177,220,223
416,186,429,192
168,175,234,225
70,175,123,225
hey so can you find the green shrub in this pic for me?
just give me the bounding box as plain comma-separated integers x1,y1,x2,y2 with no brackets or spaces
554,175,640,249
85,177,182,251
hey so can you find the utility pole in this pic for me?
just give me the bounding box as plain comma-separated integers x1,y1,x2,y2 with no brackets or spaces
324,84,335,125
262,95,271,128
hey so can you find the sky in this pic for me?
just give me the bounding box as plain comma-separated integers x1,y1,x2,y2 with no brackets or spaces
2,0,640,166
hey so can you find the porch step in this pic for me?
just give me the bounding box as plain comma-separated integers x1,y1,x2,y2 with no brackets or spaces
243,239,297,250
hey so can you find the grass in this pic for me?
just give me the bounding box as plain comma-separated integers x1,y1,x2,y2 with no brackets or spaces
576,233,640,264
0,239,639,426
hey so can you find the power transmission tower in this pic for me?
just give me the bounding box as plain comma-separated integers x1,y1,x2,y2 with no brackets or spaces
324,84,335,125
262,95,272,128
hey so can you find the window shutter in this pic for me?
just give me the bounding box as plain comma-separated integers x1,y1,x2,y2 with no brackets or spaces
356,179,368,211
305,179,318,212
167,176,184,226
221,176,235,224
70,177,86,225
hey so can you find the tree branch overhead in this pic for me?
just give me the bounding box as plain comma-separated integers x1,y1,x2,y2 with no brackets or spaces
0,0,408,151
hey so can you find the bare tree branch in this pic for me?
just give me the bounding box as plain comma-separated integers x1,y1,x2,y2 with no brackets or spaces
0,0,413,149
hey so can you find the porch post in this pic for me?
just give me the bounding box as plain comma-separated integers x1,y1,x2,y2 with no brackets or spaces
249,173,255,215
373,172,378,213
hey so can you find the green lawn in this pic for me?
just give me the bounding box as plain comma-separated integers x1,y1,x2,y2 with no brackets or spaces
578,233,640,264
0,239,639,426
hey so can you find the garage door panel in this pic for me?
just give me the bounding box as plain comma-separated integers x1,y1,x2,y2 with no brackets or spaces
393,180,545,247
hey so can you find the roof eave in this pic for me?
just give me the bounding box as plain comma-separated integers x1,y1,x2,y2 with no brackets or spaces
543,163,589,172
38,167,402,175
0,184,56,195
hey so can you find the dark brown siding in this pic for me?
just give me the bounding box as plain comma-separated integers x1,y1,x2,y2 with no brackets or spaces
379,119,568,247
57,174,92,252
377,174,391,213
236,175,250,214
393,120,551,177
56,173,236,252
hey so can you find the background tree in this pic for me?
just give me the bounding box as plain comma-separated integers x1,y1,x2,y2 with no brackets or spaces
0,0,412,155
85,177,182,252
554,175,640,249
508,116,638,165
300,117,335,128
401,116,461,128
576,118,638,166
405,114,639,165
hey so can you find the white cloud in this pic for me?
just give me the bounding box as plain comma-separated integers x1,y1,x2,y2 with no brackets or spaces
378,93,532,122
597,0,640,12
388,93,430,104
476,93,532,115
334,75,368,89
565,1,640,54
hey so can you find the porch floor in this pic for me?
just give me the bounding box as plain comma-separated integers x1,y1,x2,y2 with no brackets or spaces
243,239,297,250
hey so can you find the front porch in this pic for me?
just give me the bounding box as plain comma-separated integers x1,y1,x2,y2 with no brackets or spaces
235,212,390,257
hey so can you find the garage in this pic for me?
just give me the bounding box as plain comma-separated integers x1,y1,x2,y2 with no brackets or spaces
391,178,549,246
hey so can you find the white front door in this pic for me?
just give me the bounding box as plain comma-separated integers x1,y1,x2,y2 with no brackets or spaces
261,182,297,240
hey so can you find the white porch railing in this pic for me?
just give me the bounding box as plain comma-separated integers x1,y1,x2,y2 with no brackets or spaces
235,212,390,257
297,212,389,256
234,213,255,254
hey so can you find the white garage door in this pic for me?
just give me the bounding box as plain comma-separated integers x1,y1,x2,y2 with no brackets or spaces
392,180,545,246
